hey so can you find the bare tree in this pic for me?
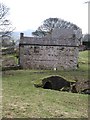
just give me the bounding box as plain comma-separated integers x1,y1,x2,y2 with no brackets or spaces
32,18,82,39
0,3,14,46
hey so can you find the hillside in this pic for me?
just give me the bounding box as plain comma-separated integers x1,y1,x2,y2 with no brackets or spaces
2,50,89,118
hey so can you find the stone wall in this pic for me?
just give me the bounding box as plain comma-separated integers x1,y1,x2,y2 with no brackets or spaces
19,44,79,70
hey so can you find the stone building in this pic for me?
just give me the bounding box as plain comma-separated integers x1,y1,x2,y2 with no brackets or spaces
19,28,80,70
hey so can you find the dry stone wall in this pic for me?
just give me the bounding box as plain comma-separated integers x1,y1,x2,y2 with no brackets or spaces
19,45,79,70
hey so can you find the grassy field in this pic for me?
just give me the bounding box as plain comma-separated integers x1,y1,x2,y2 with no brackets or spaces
2,50,89,118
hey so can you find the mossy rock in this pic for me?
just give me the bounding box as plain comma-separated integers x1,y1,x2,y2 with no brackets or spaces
34,75,75,92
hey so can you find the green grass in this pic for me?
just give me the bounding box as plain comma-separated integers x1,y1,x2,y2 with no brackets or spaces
79,50,89,63
2,50,89,118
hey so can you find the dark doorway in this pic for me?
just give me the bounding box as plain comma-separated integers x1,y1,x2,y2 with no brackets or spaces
43,82,52,89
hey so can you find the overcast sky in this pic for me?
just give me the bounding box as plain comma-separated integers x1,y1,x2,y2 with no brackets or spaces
1,0,88,34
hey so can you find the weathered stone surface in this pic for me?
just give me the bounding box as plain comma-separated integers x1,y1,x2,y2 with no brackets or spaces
19,45,79,70
19,36,78,46
19,28,80,70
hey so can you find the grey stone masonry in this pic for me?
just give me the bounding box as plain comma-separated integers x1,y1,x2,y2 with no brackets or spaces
19,28,80,70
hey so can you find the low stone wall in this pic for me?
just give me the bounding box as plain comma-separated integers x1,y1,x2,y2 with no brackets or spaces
2,47,15,55
2,65,21,71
